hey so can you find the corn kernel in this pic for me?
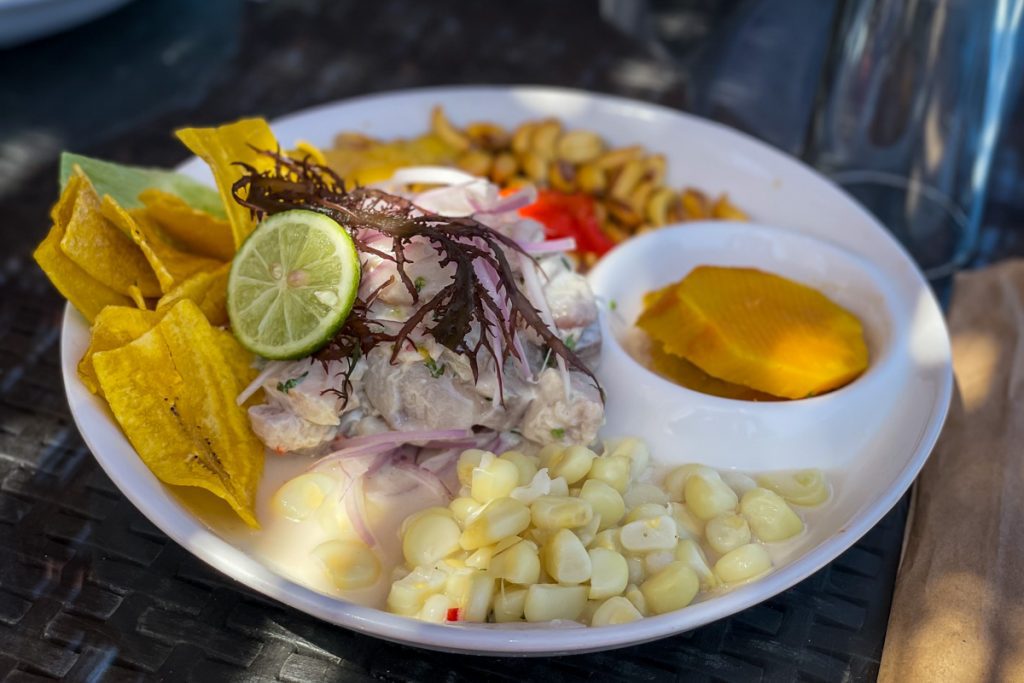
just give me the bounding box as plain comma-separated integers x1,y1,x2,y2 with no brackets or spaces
669,502,705,539
543,529,592,584
640,561,699,614
537,443,564,468
603,437,650,481
674,539,719,590
740,488,804,542
524,584,588,622
457,449,490,486
591,596,643,626
273,472,337,521
471,456,520,503
721,471,758,497
531,496,593,530
399,506,455,538
548,476,570,497
626,556,645,585
624,584,648,616
450,496,483,526
459,497,531,549
587,455,631,493
684,471,739,520
493,585,528,622
311,539,380,591
588,548,629,600
418,593,455,623
624,502,670,524
592,528,622,552
500,450,539,486
387,565,448,615
714,543,772,584
491,539,541,584
755,470,829,506
644,550,675,576
573,513,601,547
579,479,626,530
548,445,596,484
403,513,462,567
465,545,494,570
623,483,669,509
662,464,716,502
704,513,752,554
619,515,678,553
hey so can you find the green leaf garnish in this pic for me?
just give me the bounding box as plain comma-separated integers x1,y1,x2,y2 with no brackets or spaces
550,428,565,439
276,371,309,394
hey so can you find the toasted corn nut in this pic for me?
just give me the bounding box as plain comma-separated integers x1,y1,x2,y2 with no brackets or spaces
576,163,607,194
456,149,492,177
504,175,532,190
681,188,711,219
643,154,667,186
548,160,576,193
712,194,749,220
628,181,655,216
490,152,518,185
556,130,605,164
465,121,510,150
605,198,643,229
530,119,562,159
333,132,376,150
511,121,537,155
593,145,643,170
609,159,645,200
520,151,550,183
645,187,674,227
430,106,471,151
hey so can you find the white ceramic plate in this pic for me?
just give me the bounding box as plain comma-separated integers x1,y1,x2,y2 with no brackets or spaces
61,86,952,655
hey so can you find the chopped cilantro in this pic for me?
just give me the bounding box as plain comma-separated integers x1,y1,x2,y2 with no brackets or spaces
560,256,572,270
609,299,618,311
550,428,565,439
276,371,308,394
414,276,426,292
564,334,577,350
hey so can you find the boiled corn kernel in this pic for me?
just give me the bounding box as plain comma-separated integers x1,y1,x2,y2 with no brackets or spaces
669,502,704,538
591,596,643,626
311,539,380,591
623,483,669,508
573,513,601,547
625,502,671,524
461,571,495,622
548,475,570,497
674,538,718,590
531,496,593,530
465,545,495,570
588,548,629,600
756,470,829,506
524,584,588,622
626,555,645,585
493,585,528,622
543,528,592,584
619,515,678,553
457,449,489,487
399,506,454,538
587,455,631,493
663,464,717,502
459,497,531,549
273,472,337,521
419,593,455,623
684,471,739,520
704,513,752,554
624,584,648,616
450,496,483,526
592,528,623,552
387,565,449,615
644,550,675,576
579,479,626,530
714,543,772,584
537,443,564,468
640,561,699,614
603,437,650,481
490,539,541,584
500,450,539,486
403,513,462,567
548,445,596,484
740,488,804,542
721,471,758,497
471,456,520,503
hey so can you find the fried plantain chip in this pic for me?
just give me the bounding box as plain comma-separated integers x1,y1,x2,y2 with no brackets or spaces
155,262,230,327
78,306,160,394
176,118,278,250
101,196,223,294
140,188,235,261
59,169,162,298
93,300,262,527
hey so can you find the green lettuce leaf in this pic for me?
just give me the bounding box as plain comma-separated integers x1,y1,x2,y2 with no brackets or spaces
60,152,226,219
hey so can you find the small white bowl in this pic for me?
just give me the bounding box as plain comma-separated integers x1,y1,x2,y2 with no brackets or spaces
587,222,908,471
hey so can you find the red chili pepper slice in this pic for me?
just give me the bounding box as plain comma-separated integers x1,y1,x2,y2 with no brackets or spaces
519,190,615,256
446,607,461,622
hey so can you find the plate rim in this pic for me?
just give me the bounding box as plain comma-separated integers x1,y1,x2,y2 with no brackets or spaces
60,84,953,655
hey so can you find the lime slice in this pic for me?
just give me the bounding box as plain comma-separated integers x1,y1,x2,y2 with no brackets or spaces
227,210,360,359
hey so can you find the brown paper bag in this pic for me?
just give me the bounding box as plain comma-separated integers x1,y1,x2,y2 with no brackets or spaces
879,260,1024,683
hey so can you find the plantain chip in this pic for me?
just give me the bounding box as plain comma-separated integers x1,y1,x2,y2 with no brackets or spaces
59,169,162,298
176,118,278,250
78,306,160,394
93,299,262,527
155,262,230,327
140,188,235,261
100,196,223,294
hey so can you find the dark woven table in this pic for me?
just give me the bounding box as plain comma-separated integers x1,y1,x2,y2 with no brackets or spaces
1,1,909,680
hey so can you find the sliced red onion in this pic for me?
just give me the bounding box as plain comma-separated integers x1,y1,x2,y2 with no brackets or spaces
518,252,571,394
309,441,397,473
344,475,377,547
393,462,452,502
388,166,478,187
235,360,290,406
471,185,537,215
333,429,473,451
516,237,577,254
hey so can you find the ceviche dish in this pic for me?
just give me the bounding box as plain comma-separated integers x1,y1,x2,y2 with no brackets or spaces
39,112,854,629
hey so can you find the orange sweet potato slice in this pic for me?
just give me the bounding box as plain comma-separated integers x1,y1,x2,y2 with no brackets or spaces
637,266,868,399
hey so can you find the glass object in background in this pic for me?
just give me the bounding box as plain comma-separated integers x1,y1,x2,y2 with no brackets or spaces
807,0,1023,280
